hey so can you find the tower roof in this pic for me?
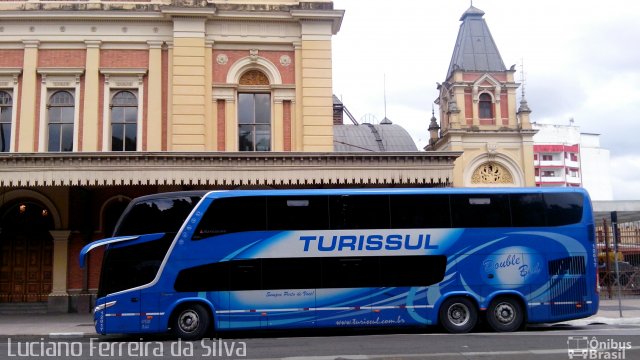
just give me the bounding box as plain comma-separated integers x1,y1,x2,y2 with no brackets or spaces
446,5,506,80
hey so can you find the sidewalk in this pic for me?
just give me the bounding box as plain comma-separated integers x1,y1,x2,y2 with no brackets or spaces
1,298,639,337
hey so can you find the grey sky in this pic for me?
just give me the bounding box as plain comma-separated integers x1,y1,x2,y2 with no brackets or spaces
331,0,640,200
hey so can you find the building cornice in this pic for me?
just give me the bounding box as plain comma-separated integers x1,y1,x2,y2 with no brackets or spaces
0,152,461,187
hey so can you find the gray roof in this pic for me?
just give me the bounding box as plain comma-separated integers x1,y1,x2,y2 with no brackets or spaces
446,5,506,80
334,123,418,152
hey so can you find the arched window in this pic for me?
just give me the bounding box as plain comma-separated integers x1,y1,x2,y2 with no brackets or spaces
478,93,493,118
110,91,138,151
0,90,12,152
238,70,271,152
47,90,75,152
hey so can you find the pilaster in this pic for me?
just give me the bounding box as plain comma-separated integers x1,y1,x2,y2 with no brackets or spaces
17,41,39,152
204,40,214,150
147,40,163,151
273,99,284,151
171,17,207,151
82,41,101,151
300,20,334,151
293,41,303,151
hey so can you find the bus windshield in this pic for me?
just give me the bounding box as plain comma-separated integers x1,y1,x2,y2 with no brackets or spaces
114,194,203,236
98,193,203,297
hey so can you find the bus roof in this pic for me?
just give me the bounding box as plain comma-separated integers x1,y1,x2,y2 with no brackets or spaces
199,187,590,199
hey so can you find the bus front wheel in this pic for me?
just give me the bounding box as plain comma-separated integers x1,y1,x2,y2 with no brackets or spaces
439,297,477,333
172,303,210,340
486,297,523,332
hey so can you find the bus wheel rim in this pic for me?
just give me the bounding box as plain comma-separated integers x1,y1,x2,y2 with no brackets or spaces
448,303,470,326
178,310,200,333
494,303,515,324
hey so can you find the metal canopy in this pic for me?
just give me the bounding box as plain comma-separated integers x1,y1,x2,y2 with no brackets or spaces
592,200,640,225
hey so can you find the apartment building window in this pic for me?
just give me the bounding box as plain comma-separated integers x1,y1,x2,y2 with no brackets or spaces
238,93,271,151
47,90,75,152
0,90,12,152
542,170,555,177
478,93,493,118
110,90,138,151
542,154,553,161
570,153,578,162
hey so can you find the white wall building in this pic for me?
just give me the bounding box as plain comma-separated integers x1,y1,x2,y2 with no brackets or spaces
532,123,613,200
580,133,614,201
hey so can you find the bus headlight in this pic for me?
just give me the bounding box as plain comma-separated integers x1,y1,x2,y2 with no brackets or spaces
94,301,116,313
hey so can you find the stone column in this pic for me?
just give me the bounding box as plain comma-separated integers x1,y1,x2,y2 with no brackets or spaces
48,230,71,313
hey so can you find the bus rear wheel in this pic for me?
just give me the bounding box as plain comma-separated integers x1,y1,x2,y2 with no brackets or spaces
172,303,210,340
439,297,477,333
486,297,523,332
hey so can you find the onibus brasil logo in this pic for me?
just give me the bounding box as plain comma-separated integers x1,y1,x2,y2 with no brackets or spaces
567,336,632,359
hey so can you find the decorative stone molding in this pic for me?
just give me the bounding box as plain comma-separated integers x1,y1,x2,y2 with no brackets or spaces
471,162,513,184
0,68,22,86
464,152,524,187
249,49,259,62
0,152,461,188
280,55,292,67
226,56,282,85
216,53,228,65
37,68,85,86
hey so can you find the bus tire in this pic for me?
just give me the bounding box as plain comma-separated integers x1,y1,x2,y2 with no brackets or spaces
439,297,477,333
172,303,210,340
486,297,523,332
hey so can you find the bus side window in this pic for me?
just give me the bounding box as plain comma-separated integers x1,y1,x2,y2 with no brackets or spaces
262,258,321,289
544,193,584,226
510,193,546,227
192,196,267,240
329,195,390,230
322,257,379,288
450,194,510,228
389,194,451,228
174,262,229,292
267,196,330,230
228,260,261,291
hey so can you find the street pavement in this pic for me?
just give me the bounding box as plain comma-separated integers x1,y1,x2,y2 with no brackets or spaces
0,298,639,337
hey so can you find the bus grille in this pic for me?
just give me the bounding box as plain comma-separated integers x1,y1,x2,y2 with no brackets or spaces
548,256,585,276
549,277,588,317
549,256,588,317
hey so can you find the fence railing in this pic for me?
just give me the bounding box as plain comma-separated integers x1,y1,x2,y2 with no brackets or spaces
596,219,640,298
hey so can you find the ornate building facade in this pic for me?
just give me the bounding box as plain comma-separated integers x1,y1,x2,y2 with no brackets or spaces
426,5,536,188
0,1,459,312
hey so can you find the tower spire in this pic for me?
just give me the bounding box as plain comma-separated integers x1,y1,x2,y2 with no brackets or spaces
381,74,392,124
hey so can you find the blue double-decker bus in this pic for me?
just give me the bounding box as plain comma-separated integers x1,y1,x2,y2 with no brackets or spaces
80,188,598,339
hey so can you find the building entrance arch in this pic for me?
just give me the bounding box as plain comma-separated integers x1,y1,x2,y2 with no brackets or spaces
0,200,54,302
